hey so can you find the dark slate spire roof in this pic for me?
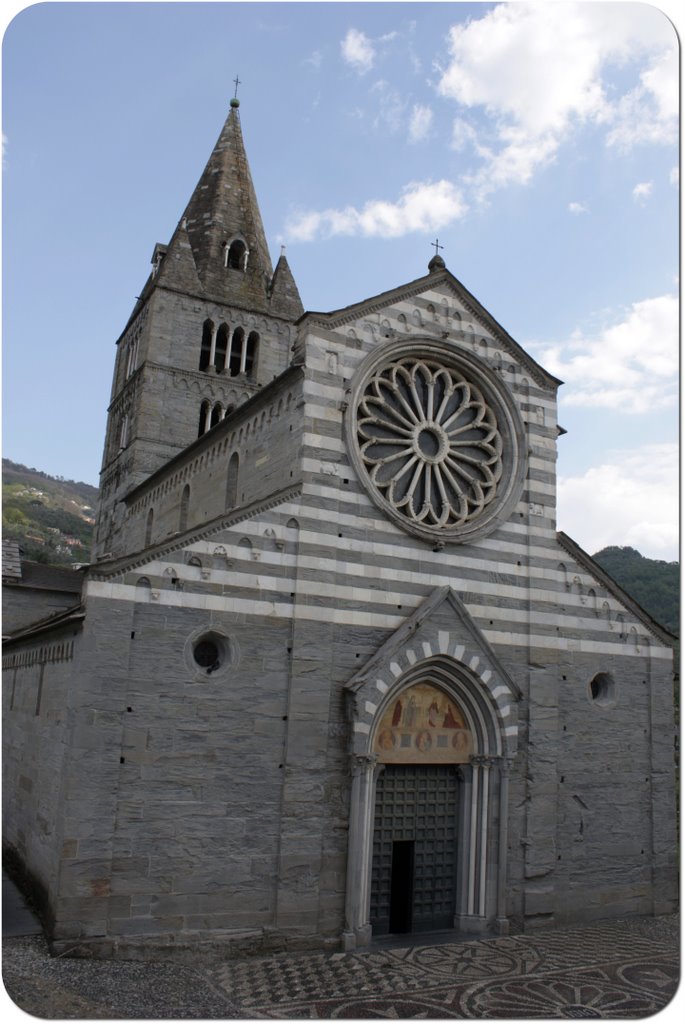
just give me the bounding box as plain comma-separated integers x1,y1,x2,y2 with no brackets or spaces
177,102,274,309
119,100,302,337
270,249,304,319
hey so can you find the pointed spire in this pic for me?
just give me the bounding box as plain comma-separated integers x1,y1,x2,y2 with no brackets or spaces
270,247,304,319
176,100,275,310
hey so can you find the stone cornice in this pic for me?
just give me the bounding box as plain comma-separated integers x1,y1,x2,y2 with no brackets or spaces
3,606,85,648
117,282,297,346
141,360,261,393
88,483,303,580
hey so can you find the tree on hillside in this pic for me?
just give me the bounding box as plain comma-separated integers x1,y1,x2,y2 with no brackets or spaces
592,546,679,637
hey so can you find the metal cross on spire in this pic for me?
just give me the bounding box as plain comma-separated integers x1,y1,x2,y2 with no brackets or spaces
233,75,242,99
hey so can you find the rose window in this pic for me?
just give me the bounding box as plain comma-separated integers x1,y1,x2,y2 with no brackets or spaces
355,356,506,532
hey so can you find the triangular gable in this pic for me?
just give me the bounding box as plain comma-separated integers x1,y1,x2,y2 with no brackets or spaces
300,265,561,391
345,585,520,757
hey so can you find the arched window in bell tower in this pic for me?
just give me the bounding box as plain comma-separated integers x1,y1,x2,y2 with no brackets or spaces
214,323,229,373
245,331,259,376
229,327,244,376
199,319,214,371
224,239,248,271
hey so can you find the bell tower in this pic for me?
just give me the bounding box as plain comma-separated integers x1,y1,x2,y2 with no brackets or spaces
93,97,303,559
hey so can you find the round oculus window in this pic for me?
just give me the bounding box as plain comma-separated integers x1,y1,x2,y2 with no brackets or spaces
193,639,221,671
185,627,238,679
346,341,526,543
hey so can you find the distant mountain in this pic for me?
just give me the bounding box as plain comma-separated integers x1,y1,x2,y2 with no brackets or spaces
592,546,679,637
2,459,98,566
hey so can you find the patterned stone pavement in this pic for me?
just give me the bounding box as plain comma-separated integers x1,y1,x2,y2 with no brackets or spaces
2,915,680,1018
206,918,680,1018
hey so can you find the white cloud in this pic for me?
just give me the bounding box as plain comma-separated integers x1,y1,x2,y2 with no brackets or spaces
370,80,406,134
449,117,478,152
438,4,605,135
303,50,323,71
341,28,375,74
606,45,678,149
568,201,588,215
285,180,467,242
539,294,678,413
408,104,433,143
300,5,677,246
632,181,653,204
557,444,678,560
436,2,677,198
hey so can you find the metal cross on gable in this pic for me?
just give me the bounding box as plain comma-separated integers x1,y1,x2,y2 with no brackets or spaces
431,238,444,257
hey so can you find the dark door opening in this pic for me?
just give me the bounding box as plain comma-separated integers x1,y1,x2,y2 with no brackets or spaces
370,764,459,936
389,840,414,933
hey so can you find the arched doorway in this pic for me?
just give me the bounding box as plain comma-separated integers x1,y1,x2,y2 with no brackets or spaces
343,651,515,951
370,675,489,938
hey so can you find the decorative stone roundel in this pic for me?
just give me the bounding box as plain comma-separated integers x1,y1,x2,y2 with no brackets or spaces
346,340,526,543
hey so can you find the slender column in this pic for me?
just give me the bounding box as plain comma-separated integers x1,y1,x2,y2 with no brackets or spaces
239,332,248,374
454,763,473,928
478,760,491,916
343,753,379,951
466,756,490,918
203,403,211,434
456,754,500,934
496,758,512,934
208,324,218,369
468,762,480,916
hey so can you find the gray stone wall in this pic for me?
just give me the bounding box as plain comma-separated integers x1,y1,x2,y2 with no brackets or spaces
2,629,80,926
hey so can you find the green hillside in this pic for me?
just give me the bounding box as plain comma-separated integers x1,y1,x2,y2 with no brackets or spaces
2,459,98,566
592,545,679,637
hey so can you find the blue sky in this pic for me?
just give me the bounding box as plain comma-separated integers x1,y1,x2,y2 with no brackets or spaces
1,1,679,559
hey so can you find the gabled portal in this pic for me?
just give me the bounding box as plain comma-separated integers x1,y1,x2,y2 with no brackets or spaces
342,586,519,950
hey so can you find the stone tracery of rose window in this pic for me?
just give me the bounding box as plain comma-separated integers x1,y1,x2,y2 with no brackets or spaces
357,358,504,530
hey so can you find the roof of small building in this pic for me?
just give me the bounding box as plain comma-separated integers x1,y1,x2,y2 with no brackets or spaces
2,539,22,580
2,539,84,593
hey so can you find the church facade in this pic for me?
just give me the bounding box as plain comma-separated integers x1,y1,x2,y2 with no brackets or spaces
2,99,677,958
